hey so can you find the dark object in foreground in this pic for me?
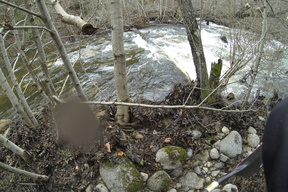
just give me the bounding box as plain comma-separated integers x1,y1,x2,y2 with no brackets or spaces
201,144,263,192
263,97,288,192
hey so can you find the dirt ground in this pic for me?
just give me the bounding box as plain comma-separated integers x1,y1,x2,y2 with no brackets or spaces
0,83,280,192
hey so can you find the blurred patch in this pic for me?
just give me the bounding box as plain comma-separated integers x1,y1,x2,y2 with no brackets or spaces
55,99,104,147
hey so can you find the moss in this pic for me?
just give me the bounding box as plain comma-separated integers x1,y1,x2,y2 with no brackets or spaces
164,146,187,163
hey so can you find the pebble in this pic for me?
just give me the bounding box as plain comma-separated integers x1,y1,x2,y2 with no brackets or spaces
222,126,230,134
211,170,220,177
214,162,225,169
223,183,238,192
187,148,193,159
194,166,201,175
219,131,242,158
220,154,229,162
210,148,220,159
140,172,148,182
247,134,260,148
168,189,177,192
248,127,257,134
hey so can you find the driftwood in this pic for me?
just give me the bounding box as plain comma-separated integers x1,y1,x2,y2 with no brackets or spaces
51,0,97,35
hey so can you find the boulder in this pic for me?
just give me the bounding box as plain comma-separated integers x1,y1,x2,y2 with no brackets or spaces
156,146,187,169
147,170,172,191
99,156,143,192
219,131,242,158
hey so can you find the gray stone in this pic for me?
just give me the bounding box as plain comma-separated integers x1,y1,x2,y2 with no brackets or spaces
167,189,177,192
211,170,220,177
187,148,193,159
219,154,229,162
156,146,187,169
214,162,225,169
247,134,260,148
248,127,257,134
223,183,238,192
180,172,204,190
99,156,143,192
194,166,201,175
210,148,220,159
219,131,242,158
147,170,172,192
196,150,210,161
187,129,202,139
94,183,109,192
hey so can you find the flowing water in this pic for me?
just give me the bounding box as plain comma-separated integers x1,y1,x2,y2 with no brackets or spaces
1,22,288,119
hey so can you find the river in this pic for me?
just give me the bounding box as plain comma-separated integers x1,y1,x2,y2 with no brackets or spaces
1,22,288,118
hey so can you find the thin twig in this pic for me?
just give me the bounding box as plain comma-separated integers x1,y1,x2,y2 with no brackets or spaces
84,100,256,113
0,0,42,19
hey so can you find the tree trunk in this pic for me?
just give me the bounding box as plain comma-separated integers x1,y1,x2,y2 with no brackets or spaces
0,33,38,127
36,0,87,101
110,0,130,124
241,0,267,107
24,0,57,97
0,63,33,127
177,0,209,100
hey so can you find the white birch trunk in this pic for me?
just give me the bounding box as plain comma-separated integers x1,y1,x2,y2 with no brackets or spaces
110,0,130,124
36,0,87,101
24,0,56,96
0,66,33,127
0,33,38,127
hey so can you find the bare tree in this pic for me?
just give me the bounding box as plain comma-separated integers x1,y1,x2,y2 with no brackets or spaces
110,0,130,124
0,30,38,127
35,0,87,101
177,0,209,100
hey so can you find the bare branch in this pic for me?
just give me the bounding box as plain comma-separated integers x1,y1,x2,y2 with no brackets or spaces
0,0,42,19
0,134,32,163
0,161,49,181
4,25,52,33
84,100,256,113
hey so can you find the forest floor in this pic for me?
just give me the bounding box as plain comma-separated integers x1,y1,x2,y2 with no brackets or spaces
0,83,281,192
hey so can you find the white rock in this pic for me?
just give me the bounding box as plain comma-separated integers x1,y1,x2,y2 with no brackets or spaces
223,183,238,192
219,154,229,162
188,129,202,139
180,172,204,190
94,183,109,192
202,167,209,174
168,189,177,192
187,148,193,159
210,148,220,160
211,170,220,177
221,126,230,134
248,127,257,134
219,131,242,158
247,134,260,148
258,116,265,121
140,172,149,182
